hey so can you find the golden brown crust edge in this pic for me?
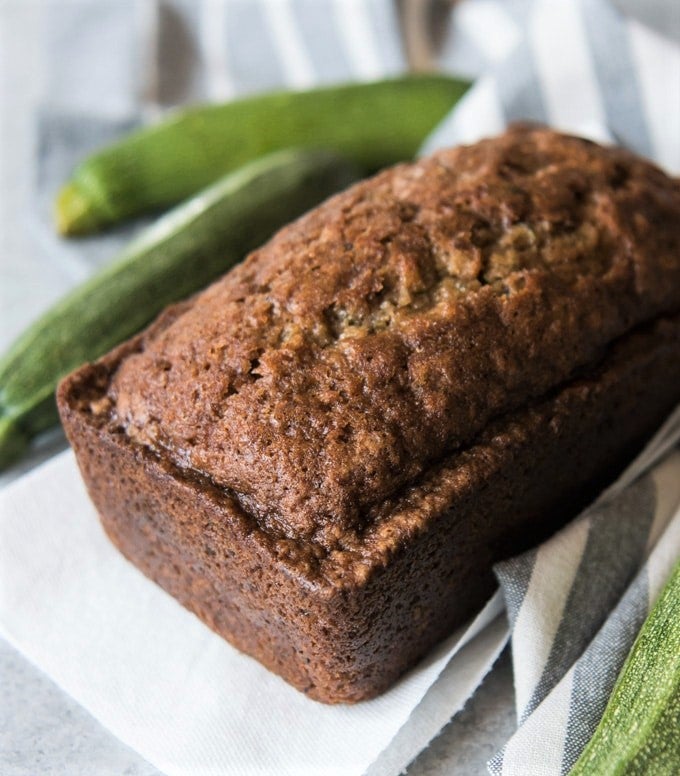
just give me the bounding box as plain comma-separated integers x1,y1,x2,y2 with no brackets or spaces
106,126,680,542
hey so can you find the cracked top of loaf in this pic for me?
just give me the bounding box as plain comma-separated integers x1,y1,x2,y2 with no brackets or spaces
106,126,680,546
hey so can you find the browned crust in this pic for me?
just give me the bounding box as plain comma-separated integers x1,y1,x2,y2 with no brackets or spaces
105,127,680,541
58,314,680,702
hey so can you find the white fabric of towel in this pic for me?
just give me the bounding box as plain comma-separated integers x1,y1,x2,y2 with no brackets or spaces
1,1,680,775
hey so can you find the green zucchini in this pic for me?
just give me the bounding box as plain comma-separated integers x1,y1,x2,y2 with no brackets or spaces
569,560,680,775
56,74,469,235
0,148,359,470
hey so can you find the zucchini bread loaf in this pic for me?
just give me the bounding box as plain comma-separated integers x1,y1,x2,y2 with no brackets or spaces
58,126,680,703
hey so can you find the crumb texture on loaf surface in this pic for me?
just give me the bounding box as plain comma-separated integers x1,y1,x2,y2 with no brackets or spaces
106,126,680,544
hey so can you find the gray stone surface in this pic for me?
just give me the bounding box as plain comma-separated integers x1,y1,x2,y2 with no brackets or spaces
0,632,515,776
407,651,516,776
0,638,159,776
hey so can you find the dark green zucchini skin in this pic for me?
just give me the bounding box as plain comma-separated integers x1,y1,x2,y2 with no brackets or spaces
56,75,469,234
569,560,680,775
0,149,360,469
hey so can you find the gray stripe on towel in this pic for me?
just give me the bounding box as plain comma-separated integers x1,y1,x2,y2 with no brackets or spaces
560,569,650,773
364,0,406,73
521,475,656,720
494,547,538,630
581,0,653,157
289,0,353,84
224,0,287,94
496,42,549,123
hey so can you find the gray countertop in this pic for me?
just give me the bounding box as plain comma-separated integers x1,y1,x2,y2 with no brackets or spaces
0,634,516,776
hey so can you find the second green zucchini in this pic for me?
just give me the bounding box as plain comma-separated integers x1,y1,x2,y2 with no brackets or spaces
0,148,359,470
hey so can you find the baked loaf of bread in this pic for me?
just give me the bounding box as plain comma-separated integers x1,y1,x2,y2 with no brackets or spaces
59,126,680,703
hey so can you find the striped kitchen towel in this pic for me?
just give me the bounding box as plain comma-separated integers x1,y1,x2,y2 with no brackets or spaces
489,408,680,775
422,0,680,173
